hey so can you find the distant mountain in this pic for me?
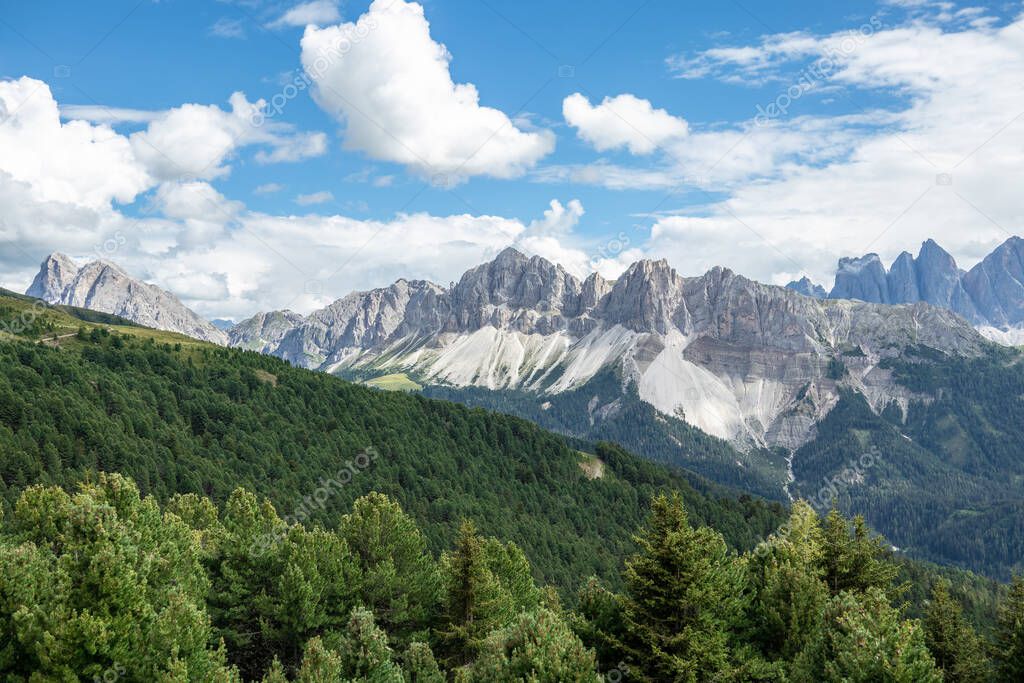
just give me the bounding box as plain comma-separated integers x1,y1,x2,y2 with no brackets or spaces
210,318,236,331
228,247,984,455
785,276,827,298
827,237,1024,344
26,253,227,344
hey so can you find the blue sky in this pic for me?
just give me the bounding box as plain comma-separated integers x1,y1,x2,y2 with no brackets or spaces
1,0,1022,318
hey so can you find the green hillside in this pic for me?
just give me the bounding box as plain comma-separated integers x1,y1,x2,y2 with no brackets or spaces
0,294,784,592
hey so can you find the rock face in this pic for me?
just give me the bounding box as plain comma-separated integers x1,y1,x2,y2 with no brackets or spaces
231,248,986,450
826,237,1024,342
26,253,227,344
785,277,826,299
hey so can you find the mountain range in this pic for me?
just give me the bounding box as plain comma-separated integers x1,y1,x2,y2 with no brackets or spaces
18,244,1024,578
786,237,1024,344
226,247,983,451
24,245,996,454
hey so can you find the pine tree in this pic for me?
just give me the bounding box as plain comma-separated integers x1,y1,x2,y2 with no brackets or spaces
793,587,942,682
401,642,445,682
0,474,238,681
923,579,990,683
619,493,747,681
294,637,344,683
994,575,1024,681
340,493,441,646
469,608,599,682
333,606,404,682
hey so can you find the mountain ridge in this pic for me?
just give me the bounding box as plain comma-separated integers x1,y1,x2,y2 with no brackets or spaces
228,247,986,453
787,237,1024,344
26,252,227,344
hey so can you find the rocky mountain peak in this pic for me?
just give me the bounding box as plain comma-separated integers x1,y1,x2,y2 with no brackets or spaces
831,254,889,302
26,252,80,301
24,252,227,345
600,258,684,333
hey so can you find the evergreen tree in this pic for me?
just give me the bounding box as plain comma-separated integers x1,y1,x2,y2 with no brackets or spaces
333,606,405,682
436,520,541,668
340,493,441,646
994,575,1024,681
745,501,829,664
294,637,344,683
0,474,238,681
619,493,747,681
923,579,990,683
793,587,941,682
469,608,599,682
821,507,899,597
401,642,445,682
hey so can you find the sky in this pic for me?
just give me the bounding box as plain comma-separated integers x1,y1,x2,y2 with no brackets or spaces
1,0,1023,320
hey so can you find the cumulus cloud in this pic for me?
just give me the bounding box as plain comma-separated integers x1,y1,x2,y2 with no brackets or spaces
563,93,689,154
0,77,151,209
300,0,555,181
268,0,342,29
131,92,326,181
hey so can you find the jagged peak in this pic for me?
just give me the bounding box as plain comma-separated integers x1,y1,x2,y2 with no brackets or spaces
837,253,883,271
493,245,530,264
917,238,956,265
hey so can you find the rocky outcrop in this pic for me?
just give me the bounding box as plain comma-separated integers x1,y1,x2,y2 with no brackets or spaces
229,310,305,352
25,253,227,344
962,236,1024,330
785,277,826,298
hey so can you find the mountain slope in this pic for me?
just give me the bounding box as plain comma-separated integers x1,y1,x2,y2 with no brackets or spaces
0,291,784,591
25,252,227,344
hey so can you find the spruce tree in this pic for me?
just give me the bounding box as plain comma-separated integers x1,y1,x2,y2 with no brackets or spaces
619,493,747,681
923,579,990,683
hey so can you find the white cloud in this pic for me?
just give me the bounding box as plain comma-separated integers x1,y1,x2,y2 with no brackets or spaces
254,182,285,194
131,92,326,181
295,190,334,205
563,93,689,154
268,0,342,29
300,0,555,181
0,77,151,209
209,17,247,39
627,12,1024,286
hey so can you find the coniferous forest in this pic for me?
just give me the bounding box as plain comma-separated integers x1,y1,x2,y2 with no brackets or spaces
0,298,1021,681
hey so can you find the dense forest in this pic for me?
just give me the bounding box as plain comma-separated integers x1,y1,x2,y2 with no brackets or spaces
2,474,1022,681
791,346,1024,580
0,328,787,593
422,346,1024,581
0,295,1019,680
